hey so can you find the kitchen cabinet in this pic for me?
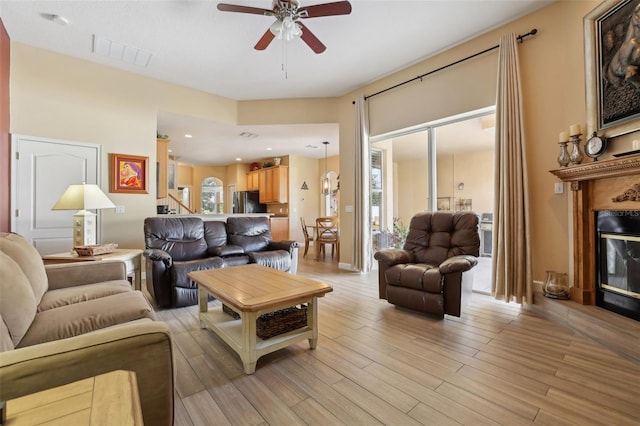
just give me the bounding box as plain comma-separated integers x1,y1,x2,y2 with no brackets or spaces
246,170,259,191
270,217,289,240
257,165,288,204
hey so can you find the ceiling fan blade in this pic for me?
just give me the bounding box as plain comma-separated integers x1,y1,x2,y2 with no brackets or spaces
298,22,326,54
254,29,276,50
299,1,352,18
217,3,273,16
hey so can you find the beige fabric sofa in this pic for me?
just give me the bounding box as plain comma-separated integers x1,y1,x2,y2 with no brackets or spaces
0,233,174,425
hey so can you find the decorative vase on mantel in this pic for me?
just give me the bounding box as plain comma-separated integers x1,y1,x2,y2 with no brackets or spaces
569,135,583,165
543,270,569,299
557,142,570,167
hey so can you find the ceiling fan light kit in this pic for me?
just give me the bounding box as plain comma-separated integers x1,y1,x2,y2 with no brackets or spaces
217,0,352,54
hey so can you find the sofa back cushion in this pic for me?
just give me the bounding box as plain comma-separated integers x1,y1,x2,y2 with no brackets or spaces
404,212,480,266
226,217,272,252
0,232,48,304
0,251,37,347
203,220,228,252
144,217,208,261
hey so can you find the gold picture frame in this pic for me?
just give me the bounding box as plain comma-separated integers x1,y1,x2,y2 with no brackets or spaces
584,0,640,138
110,153,149,194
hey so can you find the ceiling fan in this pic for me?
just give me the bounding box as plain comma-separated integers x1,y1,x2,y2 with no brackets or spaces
217,0,352,54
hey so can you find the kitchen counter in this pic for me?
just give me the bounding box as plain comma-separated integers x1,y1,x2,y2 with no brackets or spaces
159,213,273,221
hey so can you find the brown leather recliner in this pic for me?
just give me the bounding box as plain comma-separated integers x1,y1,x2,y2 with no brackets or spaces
374,211,480,318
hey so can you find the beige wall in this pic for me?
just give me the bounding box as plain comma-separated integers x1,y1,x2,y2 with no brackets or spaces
10,44,237,247
10,1,640,285
335,0,628,282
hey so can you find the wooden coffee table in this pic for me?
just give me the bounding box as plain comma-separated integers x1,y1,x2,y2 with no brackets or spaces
188,264,333,374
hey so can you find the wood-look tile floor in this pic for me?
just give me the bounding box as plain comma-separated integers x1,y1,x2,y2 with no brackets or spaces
155,253,640,425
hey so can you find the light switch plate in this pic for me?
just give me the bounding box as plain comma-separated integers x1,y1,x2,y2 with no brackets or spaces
554,183,564,194
115,205,125,214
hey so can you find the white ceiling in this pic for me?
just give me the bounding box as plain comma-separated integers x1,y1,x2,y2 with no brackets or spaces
0,0,551,166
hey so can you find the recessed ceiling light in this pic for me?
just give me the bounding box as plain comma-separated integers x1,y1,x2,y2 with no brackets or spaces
236,157,242,161
266,147,273,151
168,149,173,153
184,134,192,138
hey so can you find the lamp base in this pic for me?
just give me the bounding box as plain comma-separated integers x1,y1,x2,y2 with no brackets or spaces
73,210,97,248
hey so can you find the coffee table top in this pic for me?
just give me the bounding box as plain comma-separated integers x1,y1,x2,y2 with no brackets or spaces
188,264,332,312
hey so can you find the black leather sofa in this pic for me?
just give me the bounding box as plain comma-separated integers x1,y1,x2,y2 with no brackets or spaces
144,216,299,308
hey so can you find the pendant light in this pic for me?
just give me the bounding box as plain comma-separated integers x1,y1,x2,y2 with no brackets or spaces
322,141,330,196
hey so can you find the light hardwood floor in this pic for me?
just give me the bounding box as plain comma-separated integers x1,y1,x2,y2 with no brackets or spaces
155,253,640,425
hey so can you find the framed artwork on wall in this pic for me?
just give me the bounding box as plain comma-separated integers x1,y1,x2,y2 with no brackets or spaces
110,153,149,194
585,0,640,138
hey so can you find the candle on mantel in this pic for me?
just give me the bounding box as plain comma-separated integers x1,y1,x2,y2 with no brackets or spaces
569,124,581,136
559,131,569,142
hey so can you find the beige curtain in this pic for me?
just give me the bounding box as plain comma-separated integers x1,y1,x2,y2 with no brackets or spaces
353,95,372,272
492,34,532,304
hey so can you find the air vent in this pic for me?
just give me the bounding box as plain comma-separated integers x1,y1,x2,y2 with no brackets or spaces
92,35,152,67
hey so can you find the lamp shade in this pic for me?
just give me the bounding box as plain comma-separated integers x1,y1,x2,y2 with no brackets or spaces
52,183,116,211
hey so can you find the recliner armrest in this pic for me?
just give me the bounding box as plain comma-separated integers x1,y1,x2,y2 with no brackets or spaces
373,248,414,266
268,240,300,252
143,248,172,268
439,255,478,274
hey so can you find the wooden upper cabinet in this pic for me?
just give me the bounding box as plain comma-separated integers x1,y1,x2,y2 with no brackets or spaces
156,138,169,199
257,165,288,203
246,170,260,191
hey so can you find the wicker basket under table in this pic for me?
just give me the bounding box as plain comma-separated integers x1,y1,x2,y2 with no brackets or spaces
222,304,308,339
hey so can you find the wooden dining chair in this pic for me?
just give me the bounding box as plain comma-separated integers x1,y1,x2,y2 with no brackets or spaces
300,217,314,258
315,216,339,261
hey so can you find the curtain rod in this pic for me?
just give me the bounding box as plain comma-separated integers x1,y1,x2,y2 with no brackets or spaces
354,29,537,103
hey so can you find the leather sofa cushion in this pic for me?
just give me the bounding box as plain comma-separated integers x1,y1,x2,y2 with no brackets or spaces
227,217,272,252
144,217,208,261
209,244,244,257
17,291,156,348
222,255,250,268
248,250,291,272
171,258,224,289
0,252,37,347
0,233,48,304
204,220,228,249
385,263,443,294
38,280,133,312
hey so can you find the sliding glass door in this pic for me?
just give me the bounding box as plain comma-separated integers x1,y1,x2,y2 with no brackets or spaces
370,107,495,293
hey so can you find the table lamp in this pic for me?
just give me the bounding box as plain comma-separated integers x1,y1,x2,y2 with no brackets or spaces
52,183,116,247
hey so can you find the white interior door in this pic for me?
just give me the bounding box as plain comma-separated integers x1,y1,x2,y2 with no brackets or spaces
11,135,101,255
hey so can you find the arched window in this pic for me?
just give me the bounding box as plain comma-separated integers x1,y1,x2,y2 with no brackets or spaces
201,177,223,214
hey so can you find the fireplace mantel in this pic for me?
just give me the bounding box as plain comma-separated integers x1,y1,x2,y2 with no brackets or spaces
549,154,640,305
550,154,640,182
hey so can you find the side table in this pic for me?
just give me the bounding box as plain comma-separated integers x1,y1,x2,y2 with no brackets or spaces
4,370,143,425
42,249,143,291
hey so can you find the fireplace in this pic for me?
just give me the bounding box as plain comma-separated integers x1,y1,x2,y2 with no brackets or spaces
550,154,640,310
596,211,640,320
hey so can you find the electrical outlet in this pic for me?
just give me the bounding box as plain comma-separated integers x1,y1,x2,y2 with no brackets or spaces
115,205,125,214
554,183,564,194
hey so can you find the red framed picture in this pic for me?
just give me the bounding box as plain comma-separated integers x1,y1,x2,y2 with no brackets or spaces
110,153,149,194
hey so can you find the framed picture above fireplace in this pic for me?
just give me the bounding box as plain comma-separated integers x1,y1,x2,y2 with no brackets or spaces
584,0,640,138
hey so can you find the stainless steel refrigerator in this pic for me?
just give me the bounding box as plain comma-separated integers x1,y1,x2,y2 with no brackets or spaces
232,190,267,213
